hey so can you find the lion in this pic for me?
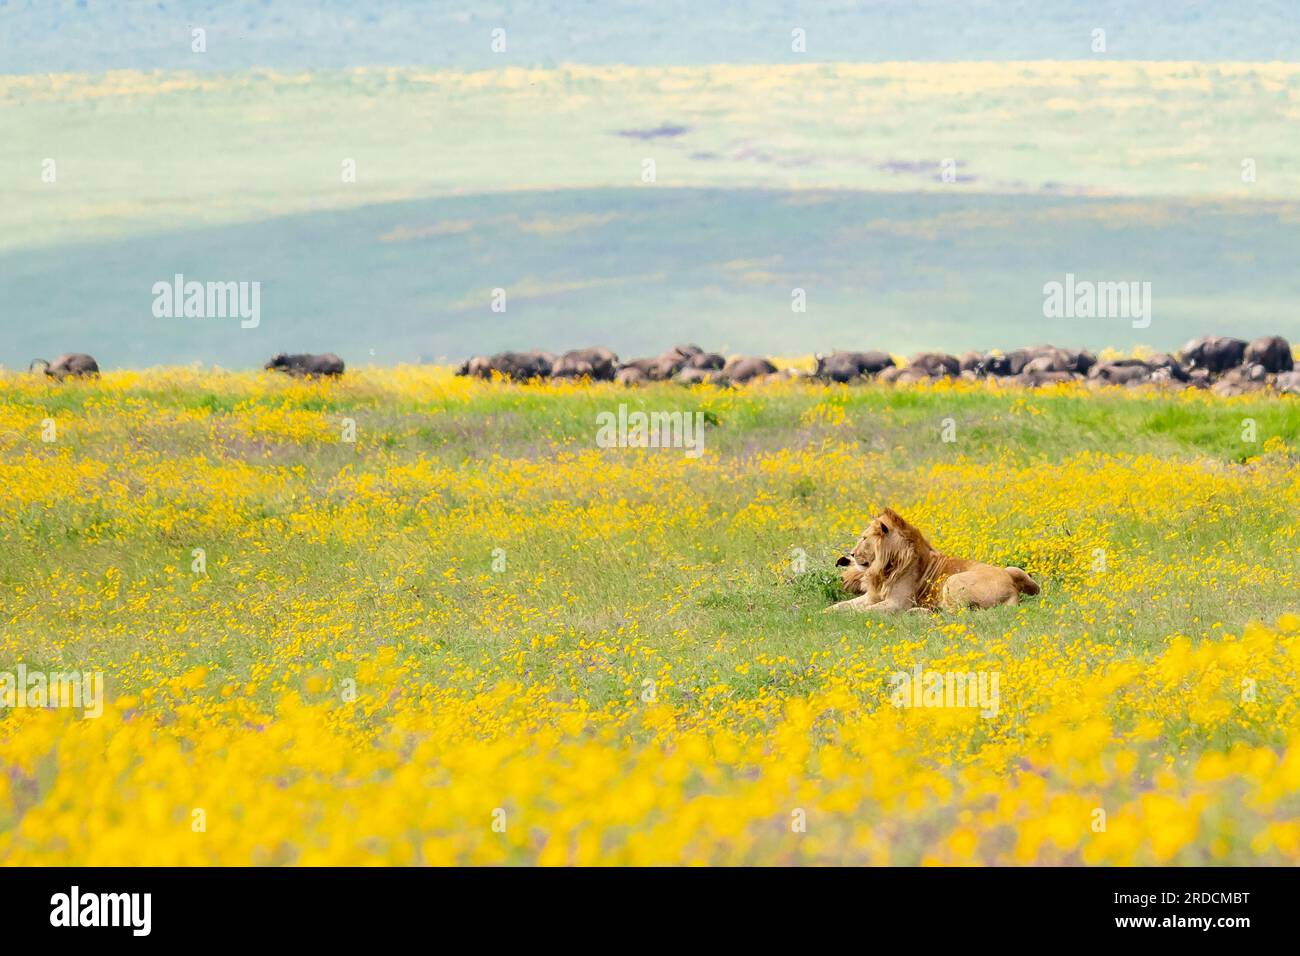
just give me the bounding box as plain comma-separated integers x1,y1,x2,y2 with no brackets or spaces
825,508,1040,614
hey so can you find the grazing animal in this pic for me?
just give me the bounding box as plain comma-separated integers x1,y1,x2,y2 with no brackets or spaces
984,349,1032,377
1088,359,1152,386
615,357,662,379
1067,348,1099,375
663,343,703,359
1023,354,1069,375
826,508,1039,613
265,353,345,377
676,366,724,385
618,344,720,381
1211,362,1270,397
1144,352,1190,382
906,352,960,378
1244,335,1294,373
456,355,494,377
1022,345,1096,375
615,366,649,385
682,350,726,371
30,353,100,380
551,347,619,381
1180,336,1247,373
1022,347,1077,375
721,356,777,384
456,350,554,381
653,343,704,378
814,350,894,383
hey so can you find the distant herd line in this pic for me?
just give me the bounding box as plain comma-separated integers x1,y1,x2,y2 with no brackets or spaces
21,336,1300,397
454,335,1300,397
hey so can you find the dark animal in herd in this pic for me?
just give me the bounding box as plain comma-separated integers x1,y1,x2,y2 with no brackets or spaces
29,353,100,380
1181,335,1247,373
264,353,346,377
550,347,619,381
814,351,893,383
1243,335,1293,373
456,350,555,381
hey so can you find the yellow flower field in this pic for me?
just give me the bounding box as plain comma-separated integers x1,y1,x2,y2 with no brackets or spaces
1,368,1298,864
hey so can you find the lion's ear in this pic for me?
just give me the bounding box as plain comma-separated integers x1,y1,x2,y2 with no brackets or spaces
835,556,851,567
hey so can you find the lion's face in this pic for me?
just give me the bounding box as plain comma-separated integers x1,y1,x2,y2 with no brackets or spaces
835,513,902,572
835,533,873,570
834,511,926,597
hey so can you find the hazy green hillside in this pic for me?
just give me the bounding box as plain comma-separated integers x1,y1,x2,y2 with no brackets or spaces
5,188,1299,368
5,62,1300,366
7,62,1300,252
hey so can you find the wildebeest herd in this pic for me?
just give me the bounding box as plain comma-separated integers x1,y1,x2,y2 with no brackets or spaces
23,336,1300,395
455,335,1299,396
456,345,779,386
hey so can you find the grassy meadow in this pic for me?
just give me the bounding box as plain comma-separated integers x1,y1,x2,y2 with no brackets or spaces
1,368,1299,864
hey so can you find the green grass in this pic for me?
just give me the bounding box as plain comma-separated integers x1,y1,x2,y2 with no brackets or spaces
1,377,1299,717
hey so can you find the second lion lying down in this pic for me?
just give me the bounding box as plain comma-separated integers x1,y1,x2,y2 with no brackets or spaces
826,508,1040,613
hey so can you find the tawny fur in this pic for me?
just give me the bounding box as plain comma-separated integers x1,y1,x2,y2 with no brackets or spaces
826,508,1039,614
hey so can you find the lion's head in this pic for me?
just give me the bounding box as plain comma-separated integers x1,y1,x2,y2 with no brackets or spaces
835,508,934,596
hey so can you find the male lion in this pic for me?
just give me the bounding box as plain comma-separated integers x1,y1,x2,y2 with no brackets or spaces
825,508,1039,613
